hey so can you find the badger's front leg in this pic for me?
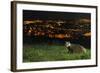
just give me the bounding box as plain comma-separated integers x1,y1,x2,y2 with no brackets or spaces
65,46,73,53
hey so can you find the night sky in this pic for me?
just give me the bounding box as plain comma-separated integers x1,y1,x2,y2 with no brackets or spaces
23,10,91,20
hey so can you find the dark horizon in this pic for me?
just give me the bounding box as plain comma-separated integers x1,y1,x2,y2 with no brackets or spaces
23,10,91,20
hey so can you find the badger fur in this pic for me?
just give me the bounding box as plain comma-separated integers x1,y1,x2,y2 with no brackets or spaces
65,42,86,53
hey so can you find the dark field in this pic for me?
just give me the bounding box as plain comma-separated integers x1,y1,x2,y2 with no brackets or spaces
23,43,91,62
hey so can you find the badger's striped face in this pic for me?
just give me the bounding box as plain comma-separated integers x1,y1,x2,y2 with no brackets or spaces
65,42,71,47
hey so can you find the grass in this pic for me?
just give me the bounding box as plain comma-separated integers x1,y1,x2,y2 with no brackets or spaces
23,44,91,62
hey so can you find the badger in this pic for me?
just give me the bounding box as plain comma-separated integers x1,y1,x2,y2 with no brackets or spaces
65,42,86,53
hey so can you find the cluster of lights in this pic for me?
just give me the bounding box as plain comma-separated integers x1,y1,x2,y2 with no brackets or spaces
23,19,91,39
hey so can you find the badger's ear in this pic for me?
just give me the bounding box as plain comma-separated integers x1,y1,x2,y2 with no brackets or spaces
67,41,70,44
65,41,70,44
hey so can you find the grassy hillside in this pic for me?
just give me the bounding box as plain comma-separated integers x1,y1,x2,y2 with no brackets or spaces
23,44,91,62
